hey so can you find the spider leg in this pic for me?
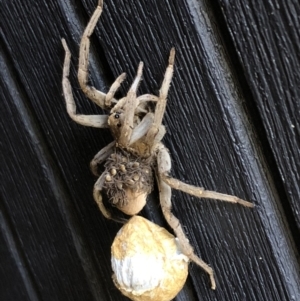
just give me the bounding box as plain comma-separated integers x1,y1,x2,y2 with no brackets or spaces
90,141,116,176
161,175,254,208
78,0,116,109
105,73,126,106
156,144,216,289
137,94,159,104
93,173,111,219
115,62,144,146
132,94,159,115
93,172,127,223
145,48,175,143
62,39,109,128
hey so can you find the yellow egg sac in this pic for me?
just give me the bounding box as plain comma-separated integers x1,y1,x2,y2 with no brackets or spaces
111,216,189,301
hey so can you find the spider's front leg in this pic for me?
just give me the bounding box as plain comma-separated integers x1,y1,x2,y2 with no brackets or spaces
78,0,127,110
145,48,175,145
156,144,216,289
62,39,109,128
77,0,110,108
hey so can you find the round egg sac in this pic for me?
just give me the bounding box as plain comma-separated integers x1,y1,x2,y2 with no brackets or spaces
111,216,189,301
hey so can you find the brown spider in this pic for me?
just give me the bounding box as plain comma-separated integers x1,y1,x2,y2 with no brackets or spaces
61,0,253,290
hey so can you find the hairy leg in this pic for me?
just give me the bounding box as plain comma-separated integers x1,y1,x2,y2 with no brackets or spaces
93,172,127,223
93,173,111,219
78,0,115,109
161,175,254,208
113,62,144,146
62,39,109,128
156,144,216,289
145,48,175,143
137,94,159,104
105,73,126,107
90,141,116,176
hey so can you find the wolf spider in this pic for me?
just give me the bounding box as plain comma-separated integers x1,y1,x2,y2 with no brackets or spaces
61,0,253,290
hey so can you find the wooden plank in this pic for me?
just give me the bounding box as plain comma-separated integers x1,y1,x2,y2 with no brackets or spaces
0,0,299,300
0,207,35,301
0,35,114,300
217,0,300,232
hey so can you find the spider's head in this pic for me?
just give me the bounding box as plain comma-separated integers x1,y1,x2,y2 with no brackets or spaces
108,96,141,143
108,106,125,140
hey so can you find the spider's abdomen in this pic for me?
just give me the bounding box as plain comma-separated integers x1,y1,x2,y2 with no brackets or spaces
103,149,154,215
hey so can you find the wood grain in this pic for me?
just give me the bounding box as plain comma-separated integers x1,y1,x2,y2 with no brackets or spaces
217,0,300,232
0,0,299,300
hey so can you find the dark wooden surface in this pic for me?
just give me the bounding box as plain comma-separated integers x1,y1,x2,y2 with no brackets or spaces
1,0,299,300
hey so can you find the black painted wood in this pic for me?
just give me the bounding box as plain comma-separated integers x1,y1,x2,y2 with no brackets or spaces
0,0,299,301
216,0,300,233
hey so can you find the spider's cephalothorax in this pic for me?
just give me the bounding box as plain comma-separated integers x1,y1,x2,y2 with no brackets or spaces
61,0,253,290
103,149,154,215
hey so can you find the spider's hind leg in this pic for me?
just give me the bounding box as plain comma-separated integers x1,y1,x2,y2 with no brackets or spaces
156,144,216,289
161,175,254,208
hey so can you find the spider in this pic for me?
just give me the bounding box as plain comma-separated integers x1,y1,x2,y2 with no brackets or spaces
61,0,254,290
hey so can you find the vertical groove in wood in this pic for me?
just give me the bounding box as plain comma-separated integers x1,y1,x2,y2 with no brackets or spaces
217,0,300,232
0,206,39,301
